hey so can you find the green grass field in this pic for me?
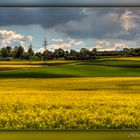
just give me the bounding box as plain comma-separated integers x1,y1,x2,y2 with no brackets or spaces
0,59,140,78
0,57,140,130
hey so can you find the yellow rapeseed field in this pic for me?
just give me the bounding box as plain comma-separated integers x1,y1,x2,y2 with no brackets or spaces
0,60,76,69
107,57,140,61
0,77,140,130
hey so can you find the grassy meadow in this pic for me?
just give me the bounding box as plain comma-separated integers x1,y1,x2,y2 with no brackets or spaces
0,57,140,130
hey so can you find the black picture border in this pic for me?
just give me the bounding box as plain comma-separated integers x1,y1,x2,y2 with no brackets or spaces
0,2,140,134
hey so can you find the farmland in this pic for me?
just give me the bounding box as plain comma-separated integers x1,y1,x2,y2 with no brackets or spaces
0,57,140,130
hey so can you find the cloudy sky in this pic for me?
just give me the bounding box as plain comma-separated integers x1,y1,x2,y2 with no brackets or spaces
0,7,140,52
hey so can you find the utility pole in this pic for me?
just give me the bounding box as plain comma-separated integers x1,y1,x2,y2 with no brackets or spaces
29,43,32,49
43,37,48,51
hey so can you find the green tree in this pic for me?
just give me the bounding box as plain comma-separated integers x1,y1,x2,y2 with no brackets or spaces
54,48,65,58
80,48,91,60
28,43,34,57
91,48,97,59
21,52,30,60
123,48,129,56
42,49,54,60
1,47,8,58
6,46,12,57
35,52,43,60
14,46,24,59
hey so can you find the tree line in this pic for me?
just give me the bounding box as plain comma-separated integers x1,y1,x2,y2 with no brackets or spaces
0,45,140,61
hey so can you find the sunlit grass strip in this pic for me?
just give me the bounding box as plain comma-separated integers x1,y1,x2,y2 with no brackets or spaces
0,65,45,68
0,60,77,65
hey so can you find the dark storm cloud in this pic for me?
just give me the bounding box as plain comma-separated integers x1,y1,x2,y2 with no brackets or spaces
0,8,84,28
0,8,140,40
53,8,140,40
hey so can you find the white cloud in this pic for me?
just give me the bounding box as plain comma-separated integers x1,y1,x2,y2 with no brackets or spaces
48,38,84,50
80,8,94,15
48,43,71,50
114,41,128,50
37,38,84,52
95,40,110,48
90,40,128,51
52,38,63,42
0,29,32,47
27,35,32,42
37,47,45,53
68,38,84,46
120,10,140,31
90,40,110,51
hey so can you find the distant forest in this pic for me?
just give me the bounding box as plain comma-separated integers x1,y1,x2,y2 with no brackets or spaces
0,45,140,61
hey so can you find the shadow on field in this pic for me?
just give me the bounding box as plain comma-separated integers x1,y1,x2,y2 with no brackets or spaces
82,63,140,68
0,62,140,78
0,72,78,79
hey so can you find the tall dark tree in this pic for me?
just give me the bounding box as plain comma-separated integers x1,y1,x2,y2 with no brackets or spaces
6,46,12,57
1,46,12,58
1,47,8,58
123,48,130,56
91,48,97,58
15,46,24,59
28,43,34,57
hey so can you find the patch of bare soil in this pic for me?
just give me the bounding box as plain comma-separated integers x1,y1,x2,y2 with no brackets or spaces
47,62,73,66
0,68,21,71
